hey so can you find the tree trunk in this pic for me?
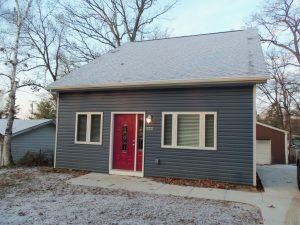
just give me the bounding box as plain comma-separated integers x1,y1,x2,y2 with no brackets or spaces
2,19,21,166
1,0,32,166
2,81,17,166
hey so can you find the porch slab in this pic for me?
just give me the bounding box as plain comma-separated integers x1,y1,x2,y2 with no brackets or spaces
67,173,165,191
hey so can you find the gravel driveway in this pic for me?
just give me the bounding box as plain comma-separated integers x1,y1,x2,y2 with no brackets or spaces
0,167,263,225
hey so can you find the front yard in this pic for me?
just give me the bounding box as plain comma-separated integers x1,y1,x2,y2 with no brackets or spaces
0,167,262,225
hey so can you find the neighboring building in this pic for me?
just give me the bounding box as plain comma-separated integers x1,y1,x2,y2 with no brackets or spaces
48,29,268,186
0,119,55,165
256,122,288,165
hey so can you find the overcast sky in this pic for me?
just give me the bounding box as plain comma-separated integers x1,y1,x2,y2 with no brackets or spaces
13,0,262,118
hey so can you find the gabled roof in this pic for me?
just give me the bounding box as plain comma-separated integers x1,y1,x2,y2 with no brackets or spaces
0,119,54,137
256,122,288,134
48,29,268,91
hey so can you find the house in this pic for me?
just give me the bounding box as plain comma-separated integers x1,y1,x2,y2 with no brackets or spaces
256,122,288,165
0,119,55,165
48,29,268,186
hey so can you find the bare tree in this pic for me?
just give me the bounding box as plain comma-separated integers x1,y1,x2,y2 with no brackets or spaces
62,0,176,62
250,0,300,149
258,51,300,146
0,0,8,17
251,0,300,66
0,0,33,166
24,0,77,82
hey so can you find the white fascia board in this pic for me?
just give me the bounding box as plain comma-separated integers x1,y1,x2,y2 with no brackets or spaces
256,122,288,134
48,76,269,92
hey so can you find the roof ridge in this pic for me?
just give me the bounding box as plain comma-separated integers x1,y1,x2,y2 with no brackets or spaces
133,29,248,43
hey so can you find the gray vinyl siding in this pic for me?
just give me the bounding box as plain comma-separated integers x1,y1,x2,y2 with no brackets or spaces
11,124,56,161
56,85,254,185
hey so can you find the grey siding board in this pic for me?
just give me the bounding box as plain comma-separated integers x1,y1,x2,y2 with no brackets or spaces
11,124,55,161
56,85,254,185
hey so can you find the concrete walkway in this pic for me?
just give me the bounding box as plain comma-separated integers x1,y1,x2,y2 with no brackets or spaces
67,165,300,225
258,165,299,225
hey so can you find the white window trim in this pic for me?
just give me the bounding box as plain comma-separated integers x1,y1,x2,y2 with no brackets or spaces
161,112,217,150
75,112,103,145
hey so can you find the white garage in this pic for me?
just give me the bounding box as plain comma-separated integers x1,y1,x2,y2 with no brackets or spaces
256,140,271,165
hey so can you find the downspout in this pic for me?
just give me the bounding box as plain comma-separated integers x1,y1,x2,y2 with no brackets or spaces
285,132,288,164
0,141,3,166
0,135,3,166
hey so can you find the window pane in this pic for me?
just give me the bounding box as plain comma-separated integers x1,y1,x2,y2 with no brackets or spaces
164,114,173,146
137,117,144,150
205,114,215,147
177,114,199,147
90,114,101,142
77,114,87,142
122,124,128,151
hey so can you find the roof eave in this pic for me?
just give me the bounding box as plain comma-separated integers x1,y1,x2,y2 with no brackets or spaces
48,76,269,92
256,122,288,134
11,120,55,138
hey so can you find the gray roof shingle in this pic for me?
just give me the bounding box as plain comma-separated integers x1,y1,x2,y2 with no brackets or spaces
48,29,268,91
0,119,54,136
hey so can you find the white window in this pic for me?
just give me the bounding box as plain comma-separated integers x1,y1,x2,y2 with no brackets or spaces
161,112,217,150
75,112,103,145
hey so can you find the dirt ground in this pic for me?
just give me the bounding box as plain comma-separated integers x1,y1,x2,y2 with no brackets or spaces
0,167,263,225
153,175,264,192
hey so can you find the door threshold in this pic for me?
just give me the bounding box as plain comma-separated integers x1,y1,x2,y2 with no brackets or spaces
109,169,143,177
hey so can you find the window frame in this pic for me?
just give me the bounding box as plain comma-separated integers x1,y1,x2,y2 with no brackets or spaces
75,112,103,145
161,112,217,150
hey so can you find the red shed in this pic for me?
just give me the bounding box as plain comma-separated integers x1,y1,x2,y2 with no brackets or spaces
256,122,288,164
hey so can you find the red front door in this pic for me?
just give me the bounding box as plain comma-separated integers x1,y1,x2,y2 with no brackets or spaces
113,114,144,171
113,114,136,170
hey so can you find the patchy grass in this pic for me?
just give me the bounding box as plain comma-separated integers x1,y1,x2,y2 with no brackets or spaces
0,179,16,189
0,169,34,189
0,167,263,225
39,167,89,176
